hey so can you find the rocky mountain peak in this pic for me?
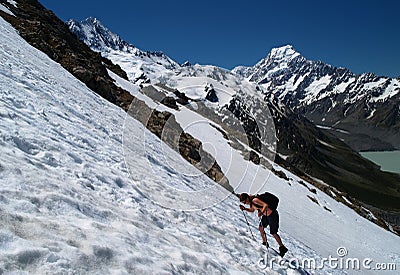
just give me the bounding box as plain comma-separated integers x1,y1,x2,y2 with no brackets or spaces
67,17,133,52
67,17,180,75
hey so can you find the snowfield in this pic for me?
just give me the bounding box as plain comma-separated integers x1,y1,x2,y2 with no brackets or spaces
0,15,399,275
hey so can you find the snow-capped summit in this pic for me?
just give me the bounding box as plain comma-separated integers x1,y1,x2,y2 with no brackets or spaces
235,45,306,84
231,45,303,79
67,17,133,53
268,45,301,63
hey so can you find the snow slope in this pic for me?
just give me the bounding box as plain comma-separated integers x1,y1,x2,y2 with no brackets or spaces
109,69,400,275
1,13,400,275
0,14,318,274
70,16,400,274
0,16,259,274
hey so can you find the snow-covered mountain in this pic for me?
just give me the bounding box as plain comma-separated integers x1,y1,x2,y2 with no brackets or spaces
67,16,400,224
233,45,400,151
68,17,180,84
68,18,400,153
67,17,131,52
1,10,400,274
67,17,255,99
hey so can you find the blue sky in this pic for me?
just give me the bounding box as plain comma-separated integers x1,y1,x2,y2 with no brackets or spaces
39,0,400,77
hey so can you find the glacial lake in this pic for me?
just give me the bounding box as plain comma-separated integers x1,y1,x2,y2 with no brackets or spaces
360,151,400,174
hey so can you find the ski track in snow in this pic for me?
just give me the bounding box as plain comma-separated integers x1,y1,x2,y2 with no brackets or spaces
1,15,400,275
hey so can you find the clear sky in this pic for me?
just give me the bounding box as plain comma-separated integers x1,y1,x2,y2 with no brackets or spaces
38,0,400,77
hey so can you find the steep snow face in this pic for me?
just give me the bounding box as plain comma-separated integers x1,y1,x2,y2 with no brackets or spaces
0,15,319,274
68,17,400,272
0,17,259,274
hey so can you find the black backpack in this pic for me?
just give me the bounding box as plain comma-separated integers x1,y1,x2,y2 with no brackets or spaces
256,192,279,210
